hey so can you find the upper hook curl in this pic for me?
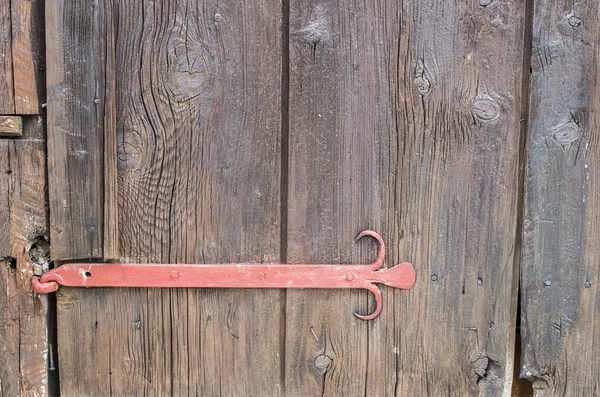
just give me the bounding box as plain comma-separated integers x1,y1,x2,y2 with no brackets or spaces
355,230,385,270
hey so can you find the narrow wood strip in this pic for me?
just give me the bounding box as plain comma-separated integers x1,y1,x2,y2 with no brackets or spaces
521,1,600,394
46,0,105,260
0,0,15,114
11,0,41,114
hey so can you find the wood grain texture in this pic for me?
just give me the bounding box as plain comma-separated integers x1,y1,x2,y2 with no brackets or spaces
0,0,42,115
11,0,42,114
53,0,283,395
0,118,51,396
0,115,22,136
0,0,15,114
521,1,600,395
285,1,525,395
46,0,108,260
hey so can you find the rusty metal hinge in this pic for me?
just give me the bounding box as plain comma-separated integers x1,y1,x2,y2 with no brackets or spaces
31,231,415,320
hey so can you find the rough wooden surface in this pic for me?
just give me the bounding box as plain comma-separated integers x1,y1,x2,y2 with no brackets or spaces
52,0,283,395
0,0,15,114
521,1,600,395
0,117,51,396
11,0,43,114
0,0,42,115
285,1,525,395
0,116,23,136
46,0,107,260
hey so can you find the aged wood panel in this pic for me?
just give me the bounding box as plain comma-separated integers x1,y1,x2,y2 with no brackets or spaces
0,0,15,114
52,0,283,395
11,0,43,114
521,1,600,395
0,0,42,115
0,116,22,136
285,1,525,395
0,118,52,396
46,0,107,260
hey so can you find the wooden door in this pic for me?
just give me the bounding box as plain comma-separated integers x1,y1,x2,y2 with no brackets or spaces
43,0,527,395
1,0,596,396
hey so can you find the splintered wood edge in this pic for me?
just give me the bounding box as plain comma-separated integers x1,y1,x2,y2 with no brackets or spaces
0,116,23,137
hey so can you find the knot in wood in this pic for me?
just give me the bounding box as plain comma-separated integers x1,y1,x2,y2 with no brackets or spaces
314,354,332,370
471,98,499,122
415,77,431,96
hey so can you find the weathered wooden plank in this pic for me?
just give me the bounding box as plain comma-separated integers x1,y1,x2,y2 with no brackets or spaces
11,0,42,114
46,0,107,260
0,118,52,396
521,1,600,395
285,1,525,395
54,0,283,395
0,0,15,114
0,116,22,136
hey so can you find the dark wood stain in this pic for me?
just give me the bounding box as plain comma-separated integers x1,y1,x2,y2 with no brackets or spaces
521,0,600,395
285,0,525,395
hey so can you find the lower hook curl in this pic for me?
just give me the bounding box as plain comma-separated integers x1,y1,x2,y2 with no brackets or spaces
354,283,383,320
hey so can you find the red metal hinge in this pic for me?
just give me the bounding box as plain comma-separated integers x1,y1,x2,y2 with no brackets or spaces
31,231,415,320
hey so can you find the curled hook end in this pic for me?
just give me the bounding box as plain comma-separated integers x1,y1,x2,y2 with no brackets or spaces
31,276,59,294
355,230,385,270
353,283,382,320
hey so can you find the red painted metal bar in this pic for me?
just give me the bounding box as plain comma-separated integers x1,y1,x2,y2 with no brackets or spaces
31,231,415,320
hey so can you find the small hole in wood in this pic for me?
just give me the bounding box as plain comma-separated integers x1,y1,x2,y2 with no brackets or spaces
84,271,92,278
6,257,17,271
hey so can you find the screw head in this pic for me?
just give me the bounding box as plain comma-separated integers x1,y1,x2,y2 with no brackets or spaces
430,274,438,282
585,280,592,288
544,280,552,287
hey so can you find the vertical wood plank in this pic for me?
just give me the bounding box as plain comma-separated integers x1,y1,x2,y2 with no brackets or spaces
285,1,525,395
46,0,106,260
11,0,42,114
0,118,51,396
53,0,284,395
521,1,600,395
0,0,15,114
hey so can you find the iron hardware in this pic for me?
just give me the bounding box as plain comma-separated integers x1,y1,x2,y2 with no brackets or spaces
31,231,415,320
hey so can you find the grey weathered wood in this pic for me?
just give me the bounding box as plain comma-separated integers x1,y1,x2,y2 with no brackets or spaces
0,118,51,396
46,0,108,260
521,1,600,395
0,116,23,136
52,0,283,395
285,1,525,395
